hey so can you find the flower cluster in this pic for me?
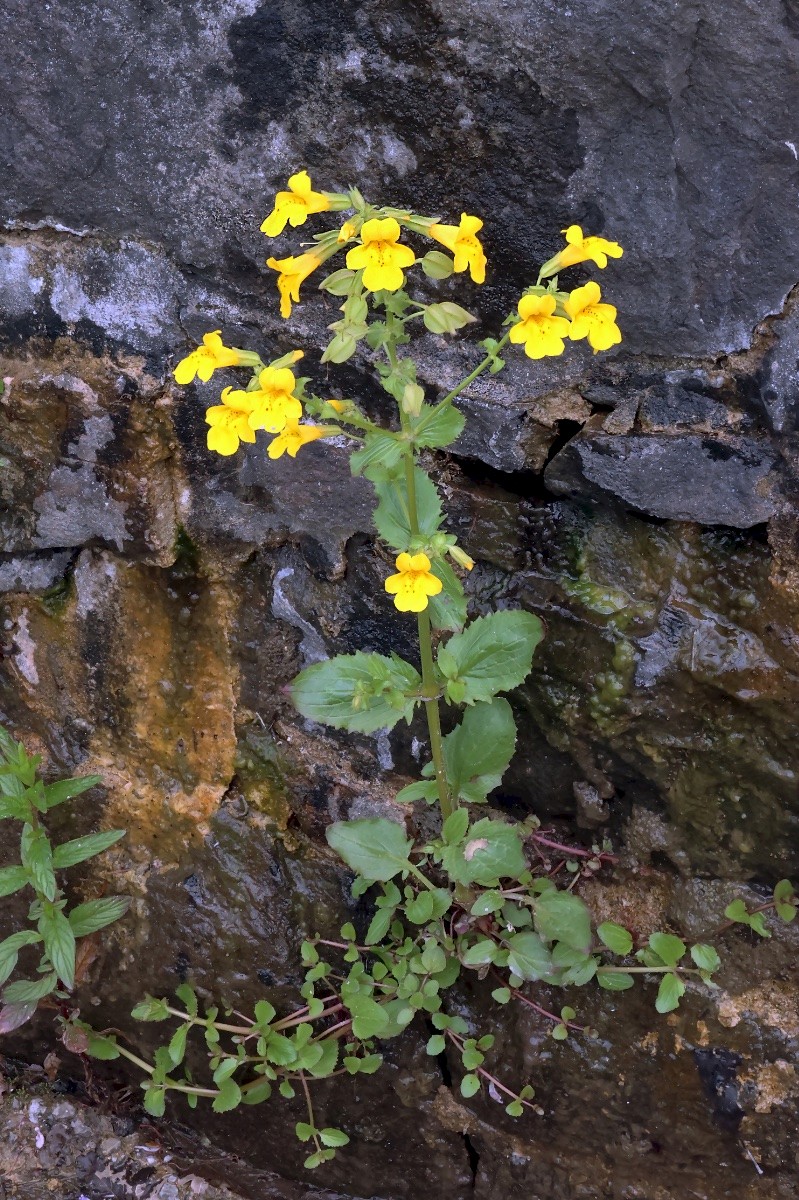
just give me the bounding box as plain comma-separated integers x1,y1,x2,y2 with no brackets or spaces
171,171,624,613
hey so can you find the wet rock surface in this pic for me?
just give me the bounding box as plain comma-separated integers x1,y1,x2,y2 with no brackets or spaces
2,0,799,1198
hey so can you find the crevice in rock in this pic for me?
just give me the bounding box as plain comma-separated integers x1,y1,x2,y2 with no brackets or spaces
462,1132,480,1188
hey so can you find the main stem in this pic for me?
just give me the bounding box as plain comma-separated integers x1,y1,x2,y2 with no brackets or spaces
402,451,456,823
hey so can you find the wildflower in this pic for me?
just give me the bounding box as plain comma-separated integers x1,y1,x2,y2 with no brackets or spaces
346,218,416,292
428,214,487,284
337,220,359,244
174,331,247,385
248,366,303,433
260,170,331,237
556,226,624,270
564,281,622,352
508,294,571,359
384,552,443,613
449,545,474,571
205,389,259,456
267,420,327,459
266,252,323,318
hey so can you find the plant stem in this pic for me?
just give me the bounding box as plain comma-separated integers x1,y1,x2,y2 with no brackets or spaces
413,330,511,438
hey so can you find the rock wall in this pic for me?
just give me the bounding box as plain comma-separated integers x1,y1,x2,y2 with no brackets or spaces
2,2,799,1198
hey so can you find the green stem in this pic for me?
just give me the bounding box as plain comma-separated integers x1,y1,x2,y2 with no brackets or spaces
595,965,699,975
413,330,511,438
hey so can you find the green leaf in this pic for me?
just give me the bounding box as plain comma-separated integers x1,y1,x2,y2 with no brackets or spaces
596,971,635,991
320,1127,350,1148
723,899,750,923
410,405,465,450
347,994,389,1040
20,824,56,902
442,809,469,845
420,941,447,974
321,332,358,364
775,901,797,923
3,971,58,1003
647,933,686,968
291,652,421,735
350,433,404,477
423,302,477,335
395,780,439,806
427,558,467,633
307,1038,339,1078
131,995,171,1021
327,818,414,882
175,983,198,1016
85,1031,120,1060
38,905,76,990
461,939,498,967
747,912,771,938
534,891,592,954
440,699,516,804
491,987,511,1004
167,1024,189,1066
241,1079,272,1105
689,944,721,973
372,467,443,552
506,1100,524,1117
68,896,130,936
365,907,393,945
442,817,526,887
597,922,633,956
460,1073,481,1098
0,931,42,986
0,866,30,898
504,931,553,981
420,251,454,280
655,972,686,1014
440,611,544,704
551,1023,569,1041
52,829,125,870
470,891,504,917
774,879,796,903
320,268,357,295
41,775,102,809
212,1078,242,1113
426,1034,446,1055
142,1085,166,1117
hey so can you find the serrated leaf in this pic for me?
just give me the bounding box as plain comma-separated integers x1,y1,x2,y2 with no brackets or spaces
3,971,58,1003
442,817,526,887
504,931,552,981
212,1078,242,1113
404,890,434,923
0,866,30,898
440,611,544,704
365,907,393,945
167,1023,189,1066
0,930,42,986
142,1085,166,1117
41,775,102,809
68,896,130,937
327,818,413,882
655,972,686,1014
350,433,404,477
85,1031,120,1060
410,404,465,450
307,1038,339,1078
442,809,469,845
427,557,467,633
597,922,633,956
20,824,56,901
534,891,592,954
38,905,76,990
175,982,198,1016
372,467,443,552
52,829,125,870
347,993,389,1040
689,944,721,973
648,933,687,968
131,995,171,1021
439,699,517,805
291,653,421,735
320,1127,350,1148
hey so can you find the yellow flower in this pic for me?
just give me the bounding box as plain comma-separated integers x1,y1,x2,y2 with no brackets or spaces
337,220,359,244
557,225,624,270
564,281,622,352
428,213,487,284
346,217,416,292
260,170,331,237
248,366,303,433
174,331,246,385
384,552,443,614
267,420,327,459
508,294,571,359
266,252,323,318
205,389,259,456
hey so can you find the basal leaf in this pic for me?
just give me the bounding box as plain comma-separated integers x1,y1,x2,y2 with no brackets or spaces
291,653,421,735
326,818,414,882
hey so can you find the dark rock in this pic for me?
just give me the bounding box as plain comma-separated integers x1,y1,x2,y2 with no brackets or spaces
544,432,777,527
